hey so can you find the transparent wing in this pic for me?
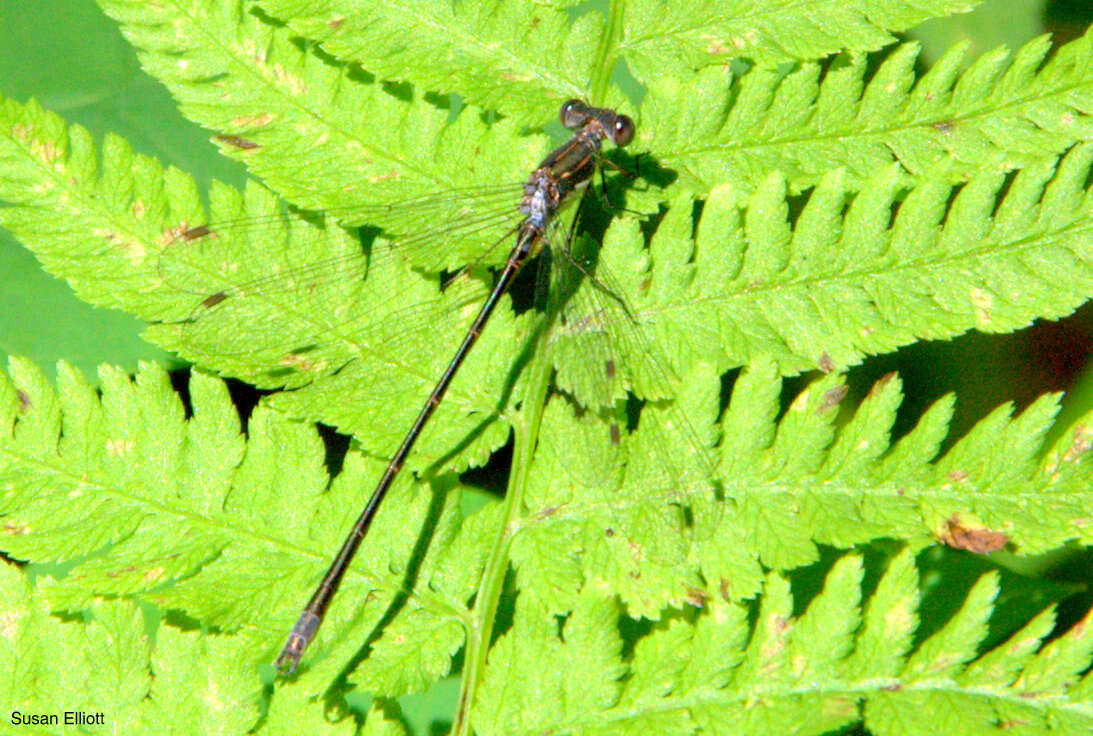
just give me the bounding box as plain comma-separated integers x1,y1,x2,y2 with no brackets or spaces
156,181,525,315
147,182,530,473
544,230,722,565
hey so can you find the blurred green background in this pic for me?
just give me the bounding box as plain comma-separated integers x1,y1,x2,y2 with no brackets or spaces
2,0,1092,733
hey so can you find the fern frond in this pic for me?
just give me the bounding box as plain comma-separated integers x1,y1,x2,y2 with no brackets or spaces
614,146,1093,376
512,360,1093,615
0,94,521,471
1,354,1090,724
95,0,1058,223
97,0,543,242
4,86,1092,473
13,540,1088,733
0,95,200,316
0,561,394,733
647,30,1093,193
255,0,600,125
0,358,489,697
0,352,1083,640
475,552,1093,736
618,0,981,78
254,0,980,119
3,4,1093,732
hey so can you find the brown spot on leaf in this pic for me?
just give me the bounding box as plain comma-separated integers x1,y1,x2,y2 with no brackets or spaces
536,505,562,519
819,385,848,413
328,16,344,30
817,352,835,373
685,587,707,608
182,224,212,241
214,134,259,150
17,390,30,411
939,516,1009,554
946,470,969,483
158,223,184,245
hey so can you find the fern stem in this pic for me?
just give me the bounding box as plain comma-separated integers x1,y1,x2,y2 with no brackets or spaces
452,327,554,735
589,0,626,105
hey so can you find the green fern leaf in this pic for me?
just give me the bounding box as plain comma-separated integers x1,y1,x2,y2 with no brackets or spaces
0,93,523,471
255,0,602,125
3,344,1090,728
254,0,982,121
617,149,1093,376
0,358,489,700
3,1,1093,733
94,0,1093,227
471,551,1093,735
97,0,541,247
0,560,398,733
517,359,1093,613
649,30,1093,192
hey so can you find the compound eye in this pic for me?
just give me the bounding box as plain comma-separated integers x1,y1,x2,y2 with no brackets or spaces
560,99,589,129
612,115,635,147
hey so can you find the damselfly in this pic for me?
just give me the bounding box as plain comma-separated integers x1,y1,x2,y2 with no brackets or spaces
156,99,718,674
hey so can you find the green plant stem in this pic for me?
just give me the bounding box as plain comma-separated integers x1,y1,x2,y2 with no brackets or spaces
451,331,554,735
589,0,626,105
